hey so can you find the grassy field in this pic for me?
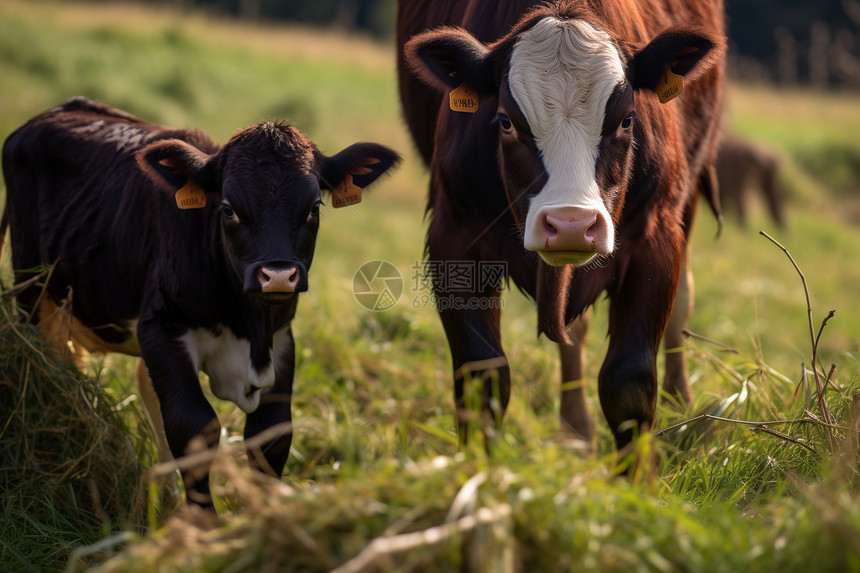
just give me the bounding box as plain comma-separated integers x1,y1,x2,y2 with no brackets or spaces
1,1,860,571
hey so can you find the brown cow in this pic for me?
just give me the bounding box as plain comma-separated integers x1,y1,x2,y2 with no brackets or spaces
717,135,786,229
398,0,725,450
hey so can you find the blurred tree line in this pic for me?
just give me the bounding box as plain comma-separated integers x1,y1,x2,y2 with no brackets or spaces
171,0,395,39
728,0,860,88
145,0,860,88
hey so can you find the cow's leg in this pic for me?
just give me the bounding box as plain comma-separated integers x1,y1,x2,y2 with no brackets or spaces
244,327,294,479
735,181,748,228
138,321,220,510
558,309,596,449
662,245,693,403
426,217,510,447
429,254,509,447
599,239,682,451
762,158,786,229
439,299,509,448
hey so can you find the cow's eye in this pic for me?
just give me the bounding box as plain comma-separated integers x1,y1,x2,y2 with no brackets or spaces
310,200,322,217
498,114,513,133
621,112,635,130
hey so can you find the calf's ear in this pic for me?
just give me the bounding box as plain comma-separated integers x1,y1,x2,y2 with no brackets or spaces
631,27,726,93
405,27,497,98
319,143,401,192
136,139,216,192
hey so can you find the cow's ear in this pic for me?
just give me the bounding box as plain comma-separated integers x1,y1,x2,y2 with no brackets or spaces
319,143,401,192
405,27,497,98
631,27,726,93
136,139,216,192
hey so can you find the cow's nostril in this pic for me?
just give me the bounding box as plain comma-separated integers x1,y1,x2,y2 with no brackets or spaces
246,384,262,398
543,214,558,238
584,216,599,241
583,215,606,245
258,268,270,285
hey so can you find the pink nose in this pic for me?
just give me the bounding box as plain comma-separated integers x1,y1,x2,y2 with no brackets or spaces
258,266,300,293
540,207,611,254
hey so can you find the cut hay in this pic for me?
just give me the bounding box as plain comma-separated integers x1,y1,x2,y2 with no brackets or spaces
0,300,148,570
88,439,860,573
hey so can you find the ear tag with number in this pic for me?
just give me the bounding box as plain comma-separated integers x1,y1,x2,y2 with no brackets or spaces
656,70,684,104
449,83,479,113
332,173,362,208
175,180,207,209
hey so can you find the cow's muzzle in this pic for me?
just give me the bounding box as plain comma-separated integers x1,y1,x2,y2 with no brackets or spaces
244,261,308,299
524,206,614,266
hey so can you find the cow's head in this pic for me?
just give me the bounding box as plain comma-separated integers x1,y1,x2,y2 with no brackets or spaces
137,122,400,301
406,6,724,266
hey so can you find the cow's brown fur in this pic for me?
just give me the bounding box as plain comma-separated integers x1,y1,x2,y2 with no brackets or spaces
717,135,786,229
398,0,725,449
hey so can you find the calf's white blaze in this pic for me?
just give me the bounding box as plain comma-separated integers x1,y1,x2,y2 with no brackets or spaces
181,326,288,413
508,17,625,261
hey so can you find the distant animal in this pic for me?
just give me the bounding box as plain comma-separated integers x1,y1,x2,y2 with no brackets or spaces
1,97,400,508
398,0,726,451
716,135,786,229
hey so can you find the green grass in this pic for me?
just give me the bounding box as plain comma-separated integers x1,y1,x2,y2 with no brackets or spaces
1,1,859,571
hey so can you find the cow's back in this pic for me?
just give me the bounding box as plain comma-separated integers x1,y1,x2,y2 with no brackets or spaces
2,98,218,338
397,0,465,166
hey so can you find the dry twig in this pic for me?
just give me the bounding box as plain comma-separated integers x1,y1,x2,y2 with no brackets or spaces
760,231,837,432
683,329,741,353
329,504,513,573
657,410,860,453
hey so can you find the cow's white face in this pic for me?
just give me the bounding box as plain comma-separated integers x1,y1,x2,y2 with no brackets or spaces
504,18,626,266
406,9,724,268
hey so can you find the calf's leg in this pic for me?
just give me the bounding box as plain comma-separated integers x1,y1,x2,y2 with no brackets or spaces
245,328,295,479
138,320,220,509
136,359,183,508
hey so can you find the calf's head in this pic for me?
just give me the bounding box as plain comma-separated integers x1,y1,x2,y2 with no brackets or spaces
138,122,399,301
406,5,724,266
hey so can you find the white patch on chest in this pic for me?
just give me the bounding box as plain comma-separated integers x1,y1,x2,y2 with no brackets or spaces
509,18,624,248
181,326,288,413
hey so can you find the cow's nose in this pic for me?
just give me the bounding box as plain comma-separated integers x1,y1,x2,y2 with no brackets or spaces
539,206,611,254
258,265,300,293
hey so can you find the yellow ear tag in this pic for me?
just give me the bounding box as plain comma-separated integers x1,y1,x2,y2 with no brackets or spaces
656,70,684,104
449,83,479,113
332,173,362,208
175,181,207,209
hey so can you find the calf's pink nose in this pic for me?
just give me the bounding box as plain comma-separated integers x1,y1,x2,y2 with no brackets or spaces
259,266,300,293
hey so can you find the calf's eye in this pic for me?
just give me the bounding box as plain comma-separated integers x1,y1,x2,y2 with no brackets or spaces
499,114,513,133
621,112,635,130
220,203,236,221
310,200,322,217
